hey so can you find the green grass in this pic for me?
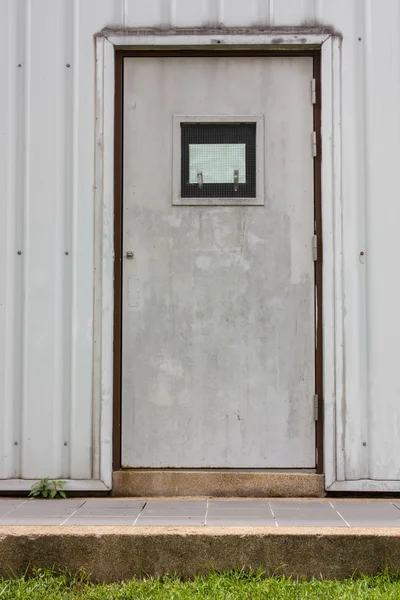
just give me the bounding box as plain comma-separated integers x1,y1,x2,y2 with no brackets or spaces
1,569,400,599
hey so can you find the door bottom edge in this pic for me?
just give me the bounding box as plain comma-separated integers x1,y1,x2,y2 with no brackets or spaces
119,467,317,473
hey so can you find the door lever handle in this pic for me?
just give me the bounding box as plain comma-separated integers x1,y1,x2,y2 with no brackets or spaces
125,251,134,259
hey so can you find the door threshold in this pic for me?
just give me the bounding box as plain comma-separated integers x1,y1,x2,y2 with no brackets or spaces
113,469,324,498
120,468,316,473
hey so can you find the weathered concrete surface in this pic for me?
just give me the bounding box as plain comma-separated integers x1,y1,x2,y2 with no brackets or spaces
113,471,325,498
1,527,399,581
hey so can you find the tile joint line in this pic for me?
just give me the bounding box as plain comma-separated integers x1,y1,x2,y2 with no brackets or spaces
133,500,147,526
329,501,351,527
60,500,86,527
0,499,27,520
268,501,278,527
204,499,209,526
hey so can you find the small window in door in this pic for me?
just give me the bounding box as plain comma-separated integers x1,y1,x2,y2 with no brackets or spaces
173,116,264,206
182,123,255,198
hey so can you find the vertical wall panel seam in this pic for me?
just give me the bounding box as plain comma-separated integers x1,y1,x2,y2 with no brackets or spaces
13,0,25,477
363,0,372,478
61,0,74,479
342,0,369,480
53,0,65,477
7,0,16,477
333,37,346,482
2,0,19,478
169,0,177,26
20,0,31,479
92,37,105,481
123,0,127,27
314,0,320,25
2,0,12,476
69,0,81,478
202,0,221,26
268,0,274,25
217,0,223,24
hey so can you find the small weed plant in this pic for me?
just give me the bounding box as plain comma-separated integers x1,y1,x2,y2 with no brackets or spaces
29,478,67,499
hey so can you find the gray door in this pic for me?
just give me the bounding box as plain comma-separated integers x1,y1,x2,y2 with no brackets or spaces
121,56,316,468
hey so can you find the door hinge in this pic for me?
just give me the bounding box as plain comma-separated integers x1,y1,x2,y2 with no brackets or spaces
311,78,316,104
312,234,318,261
312,131,317,157
313,394,319,421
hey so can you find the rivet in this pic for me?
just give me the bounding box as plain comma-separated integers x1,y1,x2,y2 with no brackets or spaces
358,37,362,41
362,442,367,447
17,251,22,255
66,63,70,67
360,251,365,256
64,442,68,446
65,251,69,255
18,64,22,67
14,441,18,446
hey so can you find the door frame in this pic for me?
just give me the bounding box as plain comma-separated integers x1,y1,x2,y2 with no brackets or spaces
94,28,343,490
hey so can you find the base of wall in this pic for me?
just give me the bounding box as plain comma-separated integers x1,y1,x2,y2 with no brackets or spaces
112,470,325,498
0,480,110,493
327,480,400,492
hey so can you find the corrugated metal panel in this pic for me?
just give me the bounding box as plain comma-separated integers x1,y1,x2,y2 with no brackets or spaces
1,0,400,486
0,0,124,480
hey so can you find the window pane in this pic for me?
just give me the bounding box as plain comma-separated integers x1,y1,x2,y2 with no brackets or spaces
189,143,246,184
179,122,257,200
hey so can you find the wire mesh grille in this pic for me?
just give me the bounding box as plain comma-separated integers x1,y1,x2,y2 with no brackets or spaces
181,123,256,198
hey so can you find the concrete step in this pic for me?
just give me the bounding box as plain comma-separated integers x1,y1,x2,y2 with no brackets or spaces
1,525,400,581
113,470,325,497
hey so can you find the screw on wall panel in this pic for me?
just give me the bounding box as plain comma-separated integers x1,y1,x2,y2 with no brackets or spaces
360,251,364,256
358,37,362,41
363,442,367,446
14,441,18,446
64,442,68,446
17,251,22,255
18,64,22,67
66,63,70,67
65,251,69,255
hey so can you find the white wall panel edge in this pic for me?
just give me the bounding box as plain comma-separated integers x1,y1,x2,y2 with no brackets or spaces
105,31,332,47
0,0,20,480
320,35,337,489
92,36,114,491
100,37,115,490
320,35,346,488
327,480,400,493
0,480,109,492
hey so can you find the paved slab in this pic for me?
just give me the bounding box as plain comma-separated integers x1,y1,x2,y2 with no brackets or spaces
0,498,400,526
331,500,400,527
270,500,347,527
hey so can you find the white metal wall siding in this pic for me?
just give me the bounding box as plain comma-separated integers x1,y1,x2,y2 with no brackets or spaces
1,0,400,484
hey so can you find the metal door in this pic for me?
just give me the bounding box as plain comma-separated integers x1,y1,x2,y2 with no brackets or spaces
121,56,316,468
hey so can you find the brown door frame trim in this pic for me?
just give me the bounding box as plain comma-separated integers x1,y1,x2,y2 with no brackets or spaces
112,48,324,473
